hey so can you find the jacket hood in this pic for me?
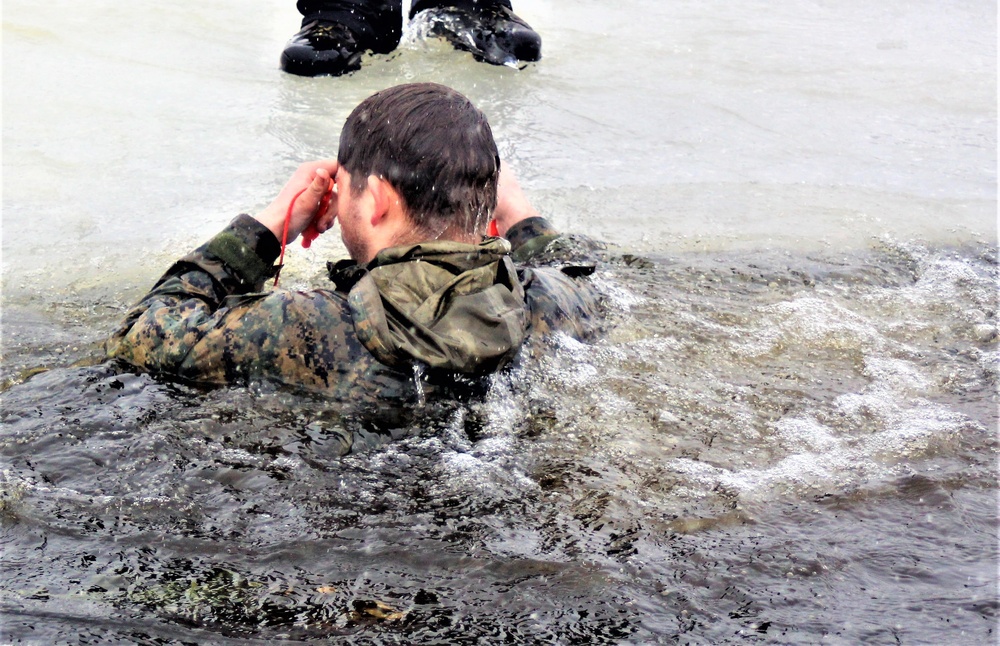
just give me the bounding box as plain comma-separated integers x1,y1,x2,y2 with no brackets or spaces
329,237,528,374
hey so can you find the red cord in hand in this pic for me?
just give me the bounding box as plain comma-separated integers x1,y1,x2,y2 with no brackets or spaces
273,180,333,287
299,186,331,249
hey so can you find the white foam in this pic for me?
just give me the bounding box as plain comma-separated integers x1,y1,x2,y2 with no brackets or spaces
733,297,891,357
773,416,841,453
591,276,646,311
909,257,995,310
860,357,933,394
979,349,1000,381
665,354,986,501
437,449,537,498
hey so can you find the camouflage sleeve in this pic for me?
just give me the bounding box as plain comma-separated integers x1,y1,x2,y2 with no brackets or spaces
506,220,604,343
521,267,602,343
106,214,284,380
505,216,606,266
504,217,561,263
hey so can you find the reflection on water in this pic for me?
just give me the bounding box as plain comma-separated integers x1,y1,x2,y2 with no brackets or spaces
2,241,996,643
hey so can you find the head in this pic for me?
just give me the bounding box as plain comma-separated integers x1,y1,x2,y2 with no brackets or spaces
336,83,500,257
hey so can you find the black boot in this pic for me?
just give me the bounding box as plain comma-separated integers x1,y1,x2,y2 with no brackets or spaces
281,20,366,77
410,2,541,67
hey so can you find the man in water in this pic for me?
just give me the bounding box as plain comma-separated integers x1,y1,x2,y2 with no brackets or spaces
281,0,541,76
107,83,598,402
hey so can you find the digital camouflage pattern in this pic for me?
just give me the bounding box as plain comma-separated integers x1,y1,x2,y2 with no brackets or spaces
107,215,601,408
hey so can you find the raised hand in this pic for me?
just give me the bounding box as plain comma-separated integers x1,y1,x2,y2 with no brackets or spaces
255,160,339,245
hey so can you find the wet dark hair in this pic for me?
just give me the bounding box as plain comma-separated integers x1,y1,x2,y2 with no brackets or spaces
337,82,500,237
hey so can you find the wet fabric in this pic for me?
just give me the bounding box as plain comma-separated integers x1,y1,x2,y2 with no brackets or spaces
296,0,515,50
410,0,513,18
329,237,528,374
106,215,600,403
296,0,402,52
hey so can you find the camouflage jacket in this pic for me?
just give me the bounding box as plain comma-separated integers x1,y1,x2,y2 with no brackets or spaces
106,215,600,404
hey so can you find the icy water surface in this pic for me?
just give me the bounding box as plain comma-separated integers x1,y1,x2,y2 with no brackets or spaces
2,242,997,643
2,0,997,643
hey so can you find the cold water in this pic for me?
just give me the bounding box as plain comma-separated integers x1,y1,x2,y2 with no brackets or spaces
2,0,996,643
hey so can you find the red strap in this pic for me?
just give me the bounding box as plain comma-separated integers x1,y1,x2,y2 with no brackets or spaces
273,187,309,287
300,186,331,250
272,181,333,287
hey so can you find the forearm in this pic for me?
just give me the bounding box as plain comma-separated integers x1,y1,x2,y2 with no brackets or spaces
504,216,560,259
106,215,281,374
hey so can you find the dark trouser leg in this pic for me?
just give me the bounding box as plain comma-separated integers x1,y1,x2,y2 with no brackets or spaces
410,0,512,15
282,0,403,76
297,0,403,54
408,0,540,65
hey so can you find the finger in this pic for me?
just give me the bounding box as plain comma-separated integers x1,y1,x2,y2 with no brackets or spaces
299,159,338,182
312,167,331,185
293,170,332,214
307,169,331,199
314,171,335,219
312,168,333,199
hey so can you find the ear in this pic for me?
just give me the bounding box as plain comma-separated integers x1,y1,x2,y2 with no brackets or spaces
368,175,391,226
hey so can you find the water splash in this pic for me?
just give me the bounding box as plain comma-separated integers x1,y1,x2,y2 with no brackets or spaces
412,362,427,407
